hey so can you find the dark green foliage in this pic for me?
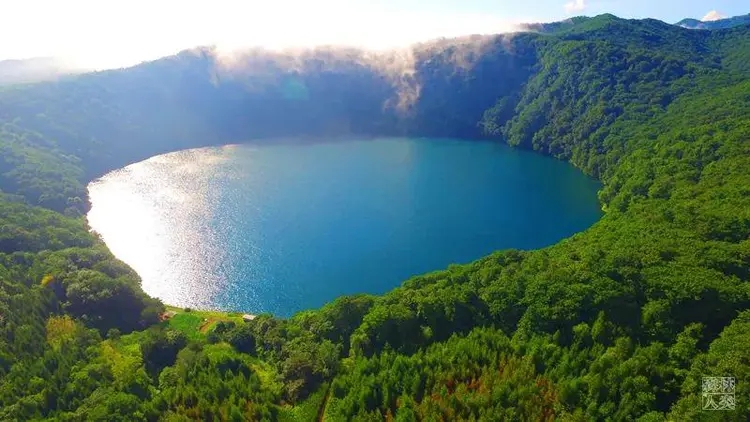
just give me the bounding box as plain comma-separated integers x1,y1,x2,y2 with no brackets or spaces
38,246,164,333
141,328,188,376
668,311,750,420
0,13,749,420
0,196,92,253
224,323,256,354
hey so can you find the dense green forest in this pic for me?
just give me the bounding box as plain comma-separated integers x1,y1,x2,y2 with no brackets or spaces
1,14,749,420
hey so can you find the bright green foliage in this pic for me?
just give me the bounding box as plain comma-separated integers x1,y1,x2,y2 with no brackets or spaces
150,343,282,421
0,14,749,420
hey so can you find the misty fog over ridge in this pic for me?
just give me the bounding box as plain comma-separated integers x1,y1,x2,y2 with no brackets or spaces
6,7,748,86
0,26,524,86
0,57,92,85
1,0,535,73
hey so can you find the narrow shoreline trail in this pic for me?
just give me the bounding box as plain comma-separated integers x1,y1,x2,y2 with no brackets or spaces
317,382,333,422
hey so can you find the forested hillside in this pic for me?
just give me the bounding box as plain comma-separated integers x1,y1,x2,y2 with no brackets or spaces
0,14,748,420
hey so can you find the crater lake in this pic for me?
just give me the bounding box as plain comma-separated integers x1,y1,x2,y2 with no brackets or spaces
87,137,602,317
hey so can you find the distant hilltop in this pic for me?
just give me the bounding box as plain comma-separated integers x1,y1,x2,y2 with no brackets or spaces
676,12,750,30
0,57,90,86
518,12,750,35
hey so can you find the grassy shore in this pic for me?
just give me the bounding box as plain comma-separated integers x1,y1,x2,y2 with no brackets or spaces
162,305,249,340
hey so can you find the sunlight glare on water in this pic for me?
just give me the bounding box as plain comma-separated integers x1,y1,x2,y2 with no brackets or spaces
88,147,236,309
87,138,602,317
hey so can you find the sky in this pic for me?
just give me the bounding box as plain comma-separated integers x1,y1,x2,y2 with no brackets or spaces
0,0,746,70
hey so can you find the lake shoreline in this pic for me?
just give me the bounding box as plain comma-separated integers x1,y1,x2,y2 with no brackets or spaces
88,137,602,318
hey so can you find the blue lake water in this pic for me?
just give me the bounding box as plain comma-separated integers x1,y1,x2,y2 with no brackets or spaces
87,137,602,317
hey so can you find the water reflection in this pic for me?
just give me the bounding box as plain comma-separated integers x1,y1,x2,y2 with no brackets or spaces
87,138,602,316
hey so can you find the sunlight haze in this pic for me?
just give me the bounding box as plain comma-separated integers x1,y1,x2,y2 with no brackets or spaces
1,0,746,70
1,0,527,70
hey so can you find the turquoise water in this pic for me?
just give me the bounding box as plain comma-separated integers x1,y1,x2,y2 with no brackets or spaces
87,137,602,317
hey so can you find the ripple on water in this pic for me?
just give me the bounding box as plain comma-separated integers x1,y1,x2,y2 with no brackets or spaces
87,138,602,317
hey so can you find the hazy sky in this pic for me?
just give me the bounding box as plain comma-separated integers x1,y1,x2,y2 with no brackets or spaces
0,0,746,69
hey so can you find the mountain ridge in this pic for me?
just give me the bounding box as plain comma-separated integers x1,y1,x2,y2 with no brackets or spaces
0,57,90,85
676,12,750,30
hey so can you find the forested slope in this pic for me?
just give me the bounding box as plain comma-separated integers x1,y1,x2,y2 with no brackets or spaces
0,14,748,420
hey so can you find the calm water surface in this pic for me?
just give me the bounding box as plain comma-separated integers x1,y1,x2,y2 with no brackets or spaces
87,138,602,317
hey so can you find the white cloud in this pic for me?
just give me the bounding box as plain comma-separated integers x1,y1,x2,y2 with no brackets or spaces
702,10,726,21
564,0,587,14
